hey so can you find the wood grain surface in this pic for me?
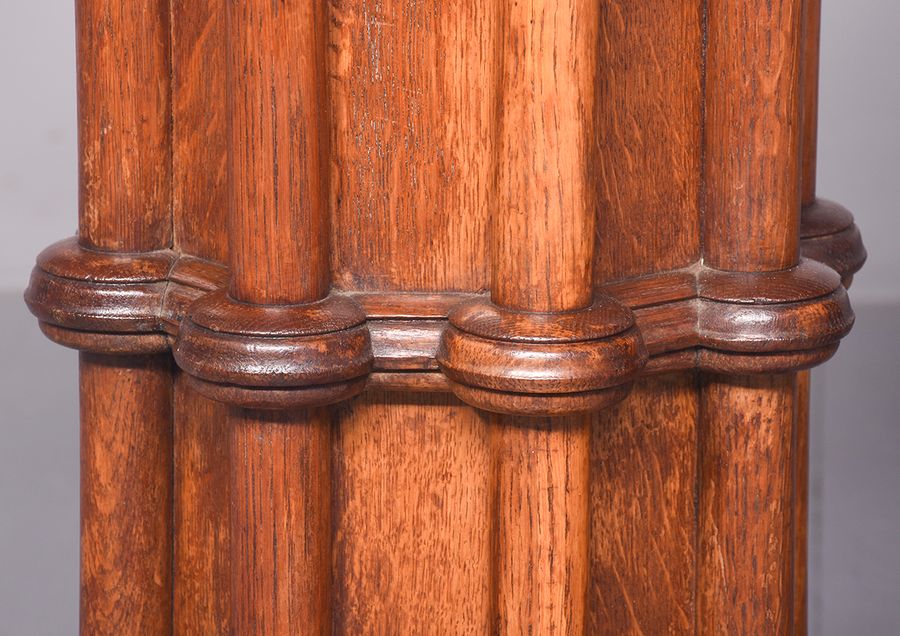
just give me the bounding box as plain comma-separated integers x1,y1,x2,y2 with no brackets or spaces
79,354,173,635
227,0,329,304
801,0,822,207
795,370,811,636
170,5,232,631
73,2,177,634
489,2,599,628
171,0,229,264
493,0,597,312
591,375,699,635
75,0,172,252
493,415,592,634
698,374,798,635
590,3,704,632
333,392,493,634
704,0,804,272
173,372,231,636
595,0,703,282
329,0,495,292
699,3,805,634
27,0,866,631
231,409,333,635
795,3,825,630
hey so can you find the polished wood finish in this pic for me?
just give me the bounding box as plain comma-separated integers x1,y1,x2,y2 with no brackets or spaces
329,1,494,293
333,393,493,633
172,372,231,635
795,369,812,635
75,0,171,252
171,0,228,264
591,376,699,634
224,3,339,633
493,0,596,312
79,354,173,635
704,0,803,272
227,0,329,305
595,0,703,281
699,1,804,629
26,0,867,633
698,374,798,634
802,0,823,208
71,3,176,635
231,410,333,635
494,416,591,634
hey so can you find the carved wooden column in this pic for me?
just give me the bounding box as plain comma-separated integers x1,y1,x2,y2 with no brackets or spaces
25,0,867,633
698,2,804,632
177,2,369,634
30,1,175,633
438,2,641,631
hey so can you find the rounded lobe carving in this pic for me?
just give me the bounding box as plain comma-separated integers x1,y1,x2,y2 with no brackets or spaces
445,381,635,418
174,291,374,409
36,238,175,282
437,296,647,416
800,198,867,285
698,258,841,304
697,345,840,375
24,238,175,353
698,288,854,353
25,204,865,411
694,259,855,373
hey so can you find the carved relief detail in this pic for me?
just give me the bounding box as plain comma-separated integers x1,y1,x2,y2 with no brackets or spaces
25,208,865,415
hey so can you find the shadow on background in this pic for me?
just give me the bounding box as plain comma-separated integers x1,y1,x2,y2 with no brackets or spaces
810,302,900,635
0,292,78,635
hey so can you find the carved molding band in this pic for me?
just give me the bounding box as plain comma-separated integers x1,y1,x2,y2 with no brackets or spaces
437,297,647,416
801,198,868,286
25,203,864,415
175,291,373,409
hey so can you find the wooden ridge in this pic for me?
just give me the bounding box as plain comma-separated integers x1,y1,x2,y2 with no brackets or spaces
25,211,863,415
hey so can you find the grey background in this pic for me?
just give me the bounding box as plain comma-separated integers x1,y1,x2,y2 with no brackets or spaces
1,1,898,634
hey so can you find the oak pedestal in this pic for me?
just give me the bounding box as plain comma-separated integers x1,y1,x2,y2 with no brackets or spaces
26,0,865,634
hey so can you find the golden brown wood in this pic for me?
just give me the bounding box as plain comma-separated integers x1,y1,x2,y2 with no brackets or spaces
699,3,805,634
704,0,803,272
794,2,824,631
75,0,171,252
227,0,329,304
698,375,797,635
494,416,591,634
329,1,495,293
493,0,597,312
79,354,173,635
222,3,342,633
172,0,228,264
333,393,493,634
595,0,703,282
794,370,811,636
801,0,822,207
71,2,178,634
487,2,599,629
27,0,868,631
169,6,232,630
590,376,699,634
589,4,704,631
173,372,231,635
231,410,332,635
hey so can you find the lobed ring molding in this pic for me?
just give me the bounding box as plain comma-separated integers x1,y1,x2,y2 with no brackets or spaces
25,198,864,415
